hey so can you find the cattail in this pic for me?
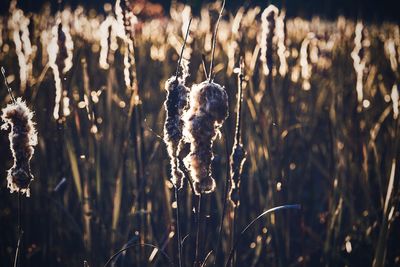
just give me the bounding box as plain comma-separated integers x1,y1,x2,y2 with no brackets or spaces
183,0,228,195
260,4,278,76
351,22,367,104
116,0,138,97
48,13,73,120
164,60,190,189
300,33,314,90
183,81,228,195
228,59,247,207
1,98,38,197
99,15,117,70
164,17,192,189
48,21,63,120
60,9,74,74
8,8,32,92
276,9,288,76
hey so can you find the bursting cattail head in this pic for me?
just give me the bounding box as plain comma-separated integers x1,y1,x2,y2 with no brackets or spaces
183,81,228,195
163,62,190,189
1,98,38,197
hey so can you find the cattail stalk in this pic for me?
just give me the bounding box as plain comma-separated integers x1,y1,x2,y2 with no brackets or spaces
228,59,247,267
208,0,225,82
260,4,280,138
1,70,38,197
163,17,192,267
1,67,37,267
228,58,247,208
184,2,227,266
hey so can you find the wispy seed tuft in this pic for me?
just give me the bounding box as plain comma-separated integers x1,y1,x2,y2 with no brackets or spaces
183,81,228,195
1,98,38,197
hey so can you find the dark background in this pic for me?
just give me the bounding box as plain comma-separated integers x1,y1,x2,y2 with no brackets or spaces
0,0,400,22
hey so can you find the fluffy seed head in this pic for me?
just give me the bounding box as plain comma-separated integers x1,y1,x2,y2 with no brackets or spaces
1,98,38,197
183,81,228,195
228,141,246,207
164,76,189,189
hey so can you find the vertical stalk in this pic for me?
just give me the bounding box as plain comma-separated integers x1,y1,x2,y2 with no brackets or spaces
194,194,203,267
208,0,225,82
14,192,23,267
175,187,183,267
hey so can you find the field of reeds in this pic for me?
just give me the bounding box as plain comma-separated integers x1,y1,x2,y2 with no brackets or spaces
0,0,399,266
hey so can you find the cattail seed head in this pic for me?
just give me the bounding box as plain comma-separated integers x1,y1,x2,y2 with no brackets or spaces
1,98,38,197
183,81,228,195
228,141,246,207
164,72,189,189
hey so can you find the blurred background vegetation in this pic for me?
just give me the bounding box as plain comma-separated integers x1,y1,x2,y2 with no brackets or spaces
1,0,400,22
0,0,399,266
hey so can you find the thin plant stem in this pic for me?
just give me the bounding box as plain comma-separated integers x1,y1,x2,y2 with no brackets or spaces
169,16,192,267
103,242,174,267
194,194,203,267
225,205,301,267
235,58,245,144
208,0,226,82
232,207,238,267
1,66,17,104
231,58,245,267
175,187,184,267
175,17,192,80
14,192,23,267
201,54,208,79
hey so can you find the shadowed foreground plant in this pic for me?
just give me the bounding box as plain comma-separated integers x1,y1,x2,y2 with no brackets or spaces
1,67,38,267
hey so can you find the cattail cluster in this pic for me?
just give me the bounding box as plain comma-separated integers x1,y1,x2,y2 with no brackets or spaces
164,61,190,189
1,98,37,197
183,81,228,195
